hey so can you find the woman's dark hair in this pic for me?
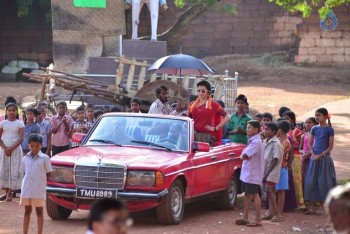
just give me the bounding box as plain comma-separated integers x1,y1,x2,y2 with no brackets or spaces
262,112,273,121
277,120,291,134
315,107,331,126
93,109,104,119
235,94,248,104
265,122,278,134
283,111,296,128
28,134,43,144
248,120,261,133
5,102,19,120
306,117,317,125
88,198,127,231
110,106,121,112
216,100,225,109
5,96,17,105
196,80,211,92
254,113,263,119
131,97,142,106
155,85,169,95
279,106,291,117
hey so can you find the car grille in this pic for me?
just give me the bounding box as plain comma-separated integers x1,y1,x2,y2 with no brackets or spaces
75,164,126,189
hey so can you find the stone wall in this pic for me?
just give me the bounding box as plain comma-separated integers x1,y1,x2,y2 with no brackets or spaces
0,1,52,69
295,6,350,64
138,0,301,57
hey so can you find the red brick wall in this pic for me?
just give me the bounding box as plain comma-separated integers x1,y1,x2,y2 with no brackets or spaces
0,2,52,69
295,6,350,64
137,0,301,57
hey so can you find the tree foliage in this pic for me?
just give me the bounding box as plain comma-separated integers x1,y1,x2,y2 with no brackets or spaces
269,0,350,18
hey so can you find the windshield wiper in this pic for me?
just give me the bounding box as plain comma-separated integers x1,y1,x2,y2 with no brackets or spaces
131,140,172,151
89,139,122,146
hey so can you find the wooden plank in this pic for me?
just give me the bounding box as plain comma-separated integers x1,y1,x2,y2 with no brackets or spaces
183,75,189,90
150,73,157,82
126,58,136,91
138,60,147,90
171,75,177,83
115,55,124,86
116,57,150,67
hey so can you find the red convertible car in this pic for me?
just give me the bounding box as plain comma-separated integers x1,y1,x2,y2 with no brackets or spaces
46,113,245,225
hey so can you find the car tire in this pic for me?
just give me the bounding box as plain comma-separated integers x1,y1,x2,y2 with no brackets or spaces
46,197,72,220
216,175,238,210
156,180,185,225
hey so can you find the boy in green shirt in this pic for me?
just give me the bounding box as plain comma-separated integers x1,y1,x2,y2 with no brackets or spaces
227,94,252,144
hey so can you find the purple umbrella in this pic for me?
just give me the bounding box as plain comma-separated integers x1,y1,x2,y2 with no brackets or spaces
147,53,215,76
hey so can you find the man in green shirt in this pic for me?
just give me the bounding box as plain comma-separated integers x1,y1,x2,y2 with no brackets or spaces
227,94,252,144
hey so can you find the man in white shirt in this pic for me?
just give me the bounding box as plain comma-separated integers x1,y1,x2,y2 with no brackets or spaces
148,85,181,115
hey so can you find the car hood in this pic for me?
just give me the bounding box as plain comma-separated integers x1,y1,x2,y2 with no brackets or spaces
51,145,188,169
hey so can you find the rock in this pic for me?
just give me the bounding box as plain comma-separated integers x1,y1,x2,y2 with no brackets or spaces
1,65,22,74
292,227,302,232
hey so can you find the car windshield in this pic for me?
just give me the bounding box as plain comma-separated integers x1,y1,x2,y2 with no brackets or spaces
85,115,190,152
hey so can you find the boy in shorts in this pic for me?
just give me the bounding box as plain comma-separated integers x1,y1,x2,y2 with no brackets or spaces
20,134,52,234
262,122,283,222
235,120,264,227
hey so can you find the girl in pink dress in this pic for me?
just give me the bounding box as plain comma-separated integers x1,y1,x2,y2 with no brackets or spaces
300,117,317,186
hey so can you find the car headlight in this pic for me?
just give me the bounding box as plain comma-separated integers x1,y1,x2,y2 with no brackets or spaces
50,166,74,184
126,171,155,187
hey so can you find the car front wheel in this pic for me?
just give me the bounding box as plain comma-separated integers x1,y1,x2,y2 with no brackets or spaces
216,175,238,210
156,180,185,225
46,197,72,220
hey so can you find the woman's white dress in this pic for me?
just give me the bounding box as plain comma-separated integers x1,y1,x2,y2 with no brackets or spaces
0,119,24,189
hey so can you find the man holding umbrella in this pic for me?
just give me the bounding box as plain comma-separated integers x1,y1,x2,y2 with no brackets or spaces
148,85,181,115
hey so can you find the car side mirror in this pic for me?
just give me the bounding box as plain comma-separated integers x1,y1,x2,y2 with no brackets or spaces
192,142,210,152
72,133,85,144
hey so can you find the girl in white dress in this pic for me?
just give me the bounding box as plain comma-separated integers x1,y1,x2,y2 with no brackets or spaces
0,103,24,201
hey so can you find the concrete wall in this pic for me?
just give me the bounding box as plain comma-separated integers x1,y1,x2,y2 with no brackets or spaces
295,6,350,64
0,1,52,69
138,0,301,57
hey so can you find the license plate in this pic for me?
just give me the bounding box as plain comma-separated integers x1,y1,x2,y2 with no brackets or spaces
76,187,117,199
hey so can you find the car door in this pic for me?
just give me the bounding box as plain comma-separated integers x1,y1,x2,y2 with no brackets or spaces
192,147,230,197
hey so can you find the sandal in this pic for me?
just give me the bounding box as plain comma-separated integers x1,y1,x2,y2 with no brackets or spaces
270,216,282,222
235,219,249,225
261,214,273,220
246,222,262,227
305,210,316,215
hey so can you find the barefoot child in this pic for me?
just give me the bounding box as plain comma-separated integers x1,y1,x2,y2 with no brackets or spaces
0,103,24,201
20,134,52,234
235,120,264,227
262,122,283,222
304,108,336,214
21,108,40,155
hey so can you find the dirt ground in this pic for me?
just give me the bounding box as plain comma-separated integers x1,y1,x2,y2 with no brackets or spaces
0,54,349,233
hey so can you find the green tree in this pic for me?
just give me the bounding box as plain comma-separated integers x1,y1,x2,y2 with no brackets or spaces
269,0,350,18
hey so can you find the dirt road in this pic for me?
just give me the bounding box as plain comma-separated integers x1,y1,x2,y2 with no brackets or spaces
0,197,332,234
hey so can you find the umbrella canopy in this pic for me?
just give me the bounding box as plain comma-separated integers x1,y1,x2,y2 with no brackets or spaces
147,53,214,76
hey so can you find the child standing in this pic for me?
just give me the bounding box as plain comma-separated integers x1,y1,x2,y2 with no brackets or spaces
300,117,317,185
37,108,52,155
21,108,40,155
70,106,89,148
276,120,291,216
0,103,24,201
85,104,95,128
283,111,306,209
304,108,336,214
235,120,264,227
20,134,52,234
262,122,283,222
130,97,142,113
